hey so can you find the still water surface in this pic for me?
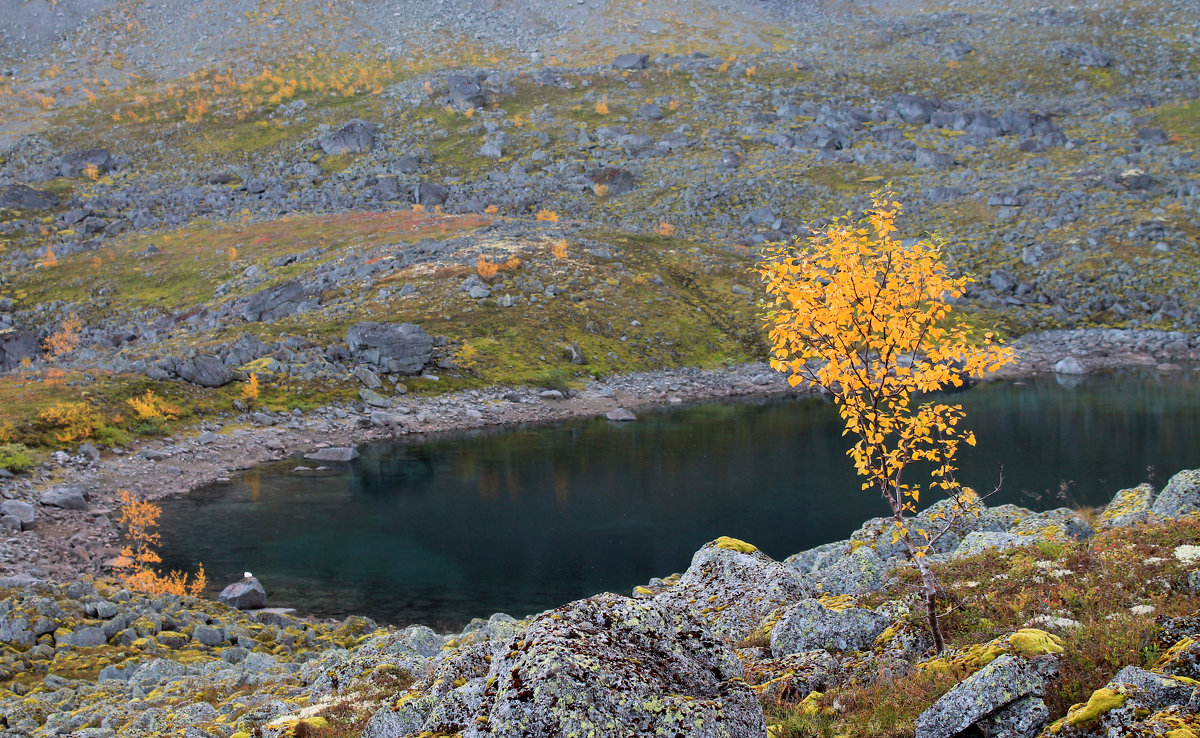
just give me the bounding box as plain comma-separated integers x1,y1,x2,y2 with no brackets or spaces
158,370,1200,629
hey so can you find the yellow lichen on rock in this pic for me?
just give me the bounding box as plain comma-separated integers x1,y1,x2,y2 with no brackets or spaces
1066,687,1128,727
713,536,758,553
817,594,855,612
1008,628,1065,656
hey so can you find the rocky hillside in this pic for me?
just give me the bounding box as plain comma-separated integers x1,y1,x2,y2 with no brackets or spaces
2,469,1199,737
0,0,1197,459
1,0,1199,735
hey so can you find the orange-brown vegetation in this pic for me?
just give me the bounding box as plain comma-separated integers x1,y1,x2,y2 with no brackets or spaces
112,490,207,597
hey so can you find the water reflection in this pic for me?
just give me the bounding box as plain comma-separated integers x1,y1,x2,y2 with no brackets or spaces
157,369,1200,629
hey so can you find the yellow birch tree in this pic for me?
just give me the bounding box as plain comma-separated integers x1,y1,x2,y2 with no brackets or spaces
758,193,1015,652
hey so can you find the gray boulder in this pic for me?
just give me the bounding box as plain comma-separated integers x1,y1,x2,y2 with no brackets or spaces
814,544,887,595
1099,483,1157,527
0,329,39,371
1054,356,1089,374
653,537,811,643
0,184,58,210
448,74,486,108
304,447,359,462
40,485,88,510
744,649,844,703
605,408,636,422
346,322,434,375
455,593,765,737
973,695,1050,738
589,166,636,196
953,531,1028,558
175,355,234,387
785,540,850,574
58,148,114,177
372,175,402,201
222,334,271,368
1151,468,1200,518
0,614,35,648
1009,507,1094,541
770,598,890,656
218,576,267,609
64,625,108,647
0,500,35,530
193,624,224,646
319,119,378,155
612,53,649,70
915,654,1057,738
1049,666,1196,736
415,181,448,206
241,279,308,323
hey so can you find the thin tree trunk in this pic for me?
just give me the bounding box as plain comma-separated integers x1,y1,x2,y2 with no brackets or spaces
883,481,948,654
912,550,947,653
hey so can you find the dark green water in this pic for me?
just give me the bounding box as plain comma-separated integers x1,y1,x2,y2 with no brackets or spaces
158,370,1200,629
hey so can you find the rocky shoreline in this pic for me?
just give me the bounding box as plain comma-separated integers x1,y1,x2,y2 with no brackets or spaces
1,457,1198,737
2,326,1199,588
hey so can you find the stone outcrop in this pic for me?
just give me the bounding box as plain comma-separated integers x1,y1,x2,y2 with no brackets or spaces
770,598,891,656
174,354,235,387
652,536,811,643
345,322,434,375
399,593,767,737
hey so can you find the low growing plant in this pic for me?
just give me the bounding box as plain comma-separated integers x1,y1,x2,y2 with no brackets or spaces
0,443,35,473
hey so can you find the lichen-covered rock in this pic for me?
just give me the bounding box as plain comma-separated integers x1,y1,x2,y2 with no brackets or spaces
849,516,908,561
915,654,1057,738
769,598,891,656
436,593,766,737
976,695,1051,738
978,503,1035,532
850,498,987,563
304,625,443,695
784,540,850,574
742,649,844,703
1099,483,1157,528
953,530,1029,558
919,629,1064,679
815,544,888,595
1153,636,1200,680
362,692,440,738
1151,468,1200,518
653,536,810,643
1009,507,1094,541
1041,666,1197,737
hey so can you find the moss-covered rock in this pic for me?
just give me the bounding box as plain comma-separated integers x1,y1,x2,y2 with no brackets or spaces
652,537,811,644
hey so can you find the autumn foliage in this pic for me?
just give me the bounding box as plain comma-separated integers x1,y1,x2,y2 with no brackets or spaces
38,401,102,443
241,373,260,402
126,390,181,420
43,312,83,357
112,489,207,598
759,194,1015,651
476,255,521,280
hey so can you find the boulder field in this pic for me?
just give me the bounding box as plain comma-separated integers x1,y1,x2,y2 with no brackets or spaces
2,469,1199,737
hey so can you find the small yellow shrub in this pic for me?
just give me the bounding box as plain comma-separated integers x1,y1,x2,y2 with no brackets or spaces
241,373,260,402
43,312,83,357
126,390,181,420
38,401,102,443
